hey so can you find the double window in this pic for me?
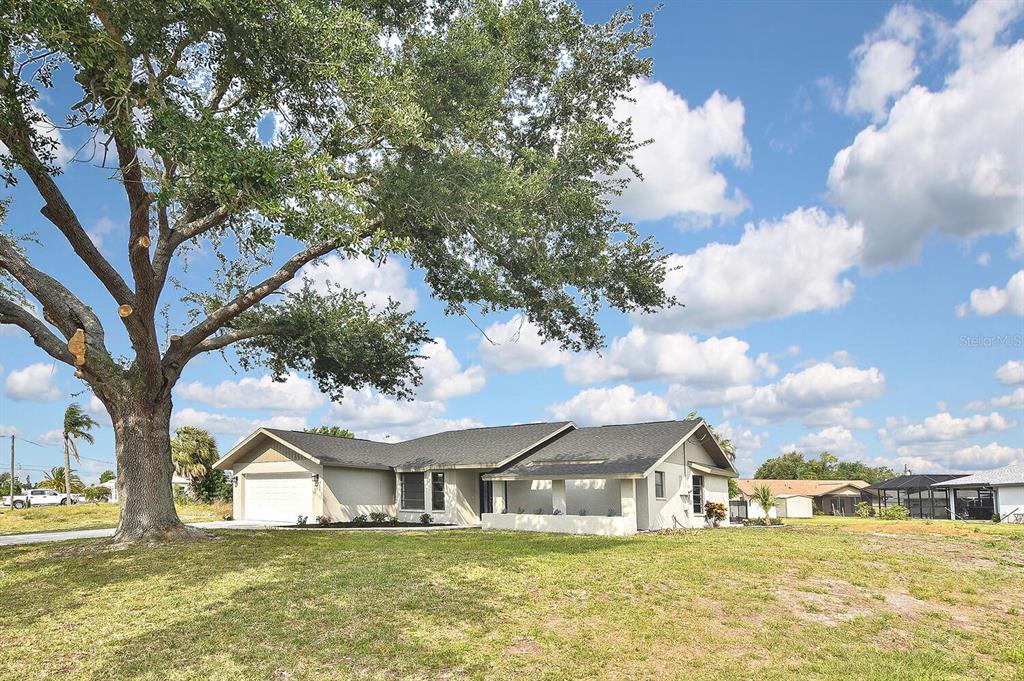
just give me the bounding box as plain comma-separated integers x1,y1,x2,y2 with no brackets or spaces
400,472,425,510
692,475,704,514
654,471,666,499
431,472,445,511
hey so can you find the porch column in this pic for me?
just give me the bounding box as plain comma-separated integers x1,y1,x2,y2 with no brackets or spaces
620,478,638,532
492,481,505,514
551,479,566,514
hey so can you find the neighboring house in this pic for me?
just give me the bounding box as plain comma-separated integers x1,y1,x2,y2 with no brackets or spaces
933,465,1024,523
213,419,737,535
864,474,969,520
732,479,871,519
99,479,118,502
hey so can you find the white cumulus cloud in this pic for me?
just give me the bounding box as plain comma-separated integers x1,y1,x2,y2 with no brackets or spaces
176,372,324,412
171,408,306,436
996,359,1024,385
733,362,885,425
287,254,418,311
563,328,760,387
612,78,750,223
417,338,485,401
880,410,1015,446
4,363,61,402
636,208,863,333
546,385,675,426
956,270,1024,317
478,315,567,372
829,2,1024,267
781,426,867,457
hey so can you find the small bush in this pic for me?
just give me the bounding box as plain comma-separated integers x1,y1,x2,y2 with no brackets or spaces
82,485,110,503
352,514,368,525
316,515,331,526
388,515,399,525
992,513,1001,523
855,501,875,518
743,517,782,526
419,513,431,525
369,511,387,523
878,505,910,520
296,515,308,526
704,501,727,527
552,508,562,516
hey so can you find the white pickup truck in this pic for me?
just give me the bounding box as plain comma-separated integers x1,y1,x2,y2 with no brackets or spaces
2,488,79,508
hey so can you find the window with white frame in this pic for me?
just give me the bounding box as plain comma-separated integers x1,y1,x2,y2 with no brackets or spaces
692,475,704,514
431,472,445,511
654,471,666,499
400,472,425,510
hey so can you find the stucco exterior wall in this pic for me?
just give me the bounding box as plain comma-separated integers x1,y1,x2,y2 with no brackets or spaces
777,496,814,518
644,439,731,529
322,466,395,521
395,469,485,525
482,512,636,536
229,439,321,520
505,479,625,516
747,499,779,520
996,485,1024,520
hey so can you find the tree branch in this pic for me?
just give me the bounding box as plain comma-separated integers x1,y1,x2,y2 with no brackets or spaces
0,86,135,308
164,235,355,368
0,299,75,365
186,326,268,360
0,238,104,344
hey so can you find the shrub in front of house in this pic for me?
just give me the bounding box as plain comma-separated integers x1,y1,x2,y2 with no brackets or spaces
877,505,910,520
388,515,399,525
419,513,431,525
855,501,875,518
704,501,727,527
552,508,562,515
316,515,331,526
352,514,368,525
296,515,308,526
369,511,387,523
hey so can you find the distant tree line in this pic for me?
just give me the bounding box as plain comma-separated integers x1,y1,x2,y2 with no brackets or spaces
754,451,894,485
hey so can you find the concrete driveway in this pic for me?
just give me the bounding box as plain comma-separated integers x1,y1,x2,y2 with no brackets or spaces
0,520,285,547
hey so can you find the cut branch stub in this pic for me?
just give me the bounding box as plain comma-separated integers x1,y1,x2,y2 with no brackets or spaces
137,234,151,248
118,304,134,318
67,328,86,366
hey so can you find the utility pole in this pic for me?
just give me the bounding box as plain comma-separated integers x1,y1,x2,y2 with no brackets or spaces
9,435,14,506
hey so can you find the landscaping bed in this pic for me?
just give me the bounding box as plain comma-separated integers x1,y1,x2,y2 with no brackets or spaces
285,520,453,529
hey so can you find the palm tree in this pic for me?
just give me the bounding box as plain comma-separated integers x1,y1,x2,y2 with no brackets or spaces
39,466,84,495
751,484,778,526
171,427,220,498
63,403,99,503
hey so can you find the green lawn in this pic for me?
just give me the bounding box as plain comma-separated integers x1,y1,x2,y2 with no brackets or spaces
1,520,1022,680
0,502,232,535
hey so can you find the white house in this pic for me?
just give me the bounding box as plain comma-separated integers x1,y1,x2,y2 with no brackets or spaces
214,419,737,534
936,464,1024,523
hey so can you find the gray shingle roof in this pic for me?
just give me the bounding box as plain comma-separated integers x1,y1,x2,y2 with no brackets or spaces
262,429,399,469
390,422,572,469
259,422,571,470
933,464,1024,487
485,419,704,479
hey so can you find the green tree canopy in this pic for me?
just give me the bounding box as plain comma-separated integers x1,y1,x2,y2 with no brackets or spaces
99,470,115,484
304,426,355,439
754,451,894,485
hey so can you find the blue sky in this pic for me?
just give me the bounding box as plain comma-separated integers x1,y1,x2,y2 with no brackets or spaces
1,0,1022,483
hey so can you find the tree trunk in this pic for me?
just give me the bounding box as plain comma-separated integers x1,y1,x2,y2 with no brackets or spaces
63,434,72,504
111,395,205,543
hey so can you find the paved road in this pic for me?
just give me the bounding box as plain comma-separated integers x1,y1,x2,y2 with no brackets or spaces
0,520,284,547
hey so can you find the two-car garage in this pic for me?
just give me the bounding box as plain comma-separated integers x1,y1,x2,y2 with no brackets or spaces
242,473,313,522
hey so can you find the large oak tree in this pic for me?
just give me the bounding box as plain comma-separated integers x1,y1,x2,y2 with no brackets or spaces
0,0,671,542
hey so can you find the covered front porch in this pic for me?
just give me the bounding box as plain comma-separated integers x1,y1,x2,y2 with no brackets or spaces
481,476,640,536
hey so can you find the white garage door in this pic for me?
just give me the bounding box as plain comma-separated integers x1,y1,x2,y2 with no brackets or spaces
244,474,313,522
